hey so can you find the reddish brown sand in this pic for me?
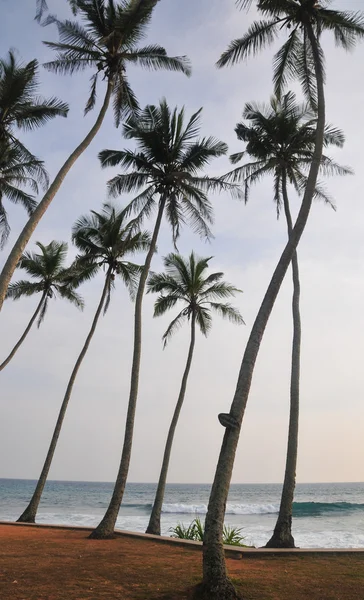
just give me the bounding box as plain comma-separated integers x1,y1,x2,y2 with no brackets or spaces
0,525,364,600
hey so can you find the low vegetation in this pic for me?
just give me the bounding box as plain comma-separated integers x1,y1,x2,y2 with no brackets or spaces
170,517,248,547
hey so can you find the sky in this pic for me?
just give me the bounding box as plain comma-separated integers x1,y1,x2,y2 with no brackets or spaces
0,0,363,486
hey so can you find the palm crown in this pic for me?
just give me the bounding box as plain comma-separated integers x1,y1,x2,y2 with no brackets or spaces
0,50,68,160
218,1,364,108
147,252,244,346
43,0,191,124
99,98,241,244
226,91,352,212
6,240,83,327
72,202,151,311
0,142,49,248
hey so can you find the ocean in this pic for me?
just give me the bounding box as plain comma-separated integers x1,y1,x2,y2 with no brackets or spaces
1,479,363,548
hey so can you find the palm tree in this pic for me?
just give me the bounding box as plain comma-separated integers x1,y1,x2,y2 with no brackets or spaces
0,240,83,372
146,252,244,536
197,3,364,599
0,143,48,248
0,50,68,162
90,98,240,539
0,0,191,310
225,91,351,549
17,202,150,523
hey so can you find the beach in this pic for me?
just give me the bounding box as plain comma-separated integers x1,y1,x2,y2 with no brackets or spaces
1,524,364,600
1,480,364,549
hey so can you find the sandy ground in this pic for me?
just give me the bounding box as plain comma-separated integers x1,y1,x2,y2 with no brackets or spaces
0,524,364,600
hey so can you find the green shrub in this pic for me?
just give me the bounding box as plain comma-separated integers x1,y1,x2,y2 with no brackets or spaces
193,517,205,542
222,524,245,546
170,517,247,547
169,522,197,540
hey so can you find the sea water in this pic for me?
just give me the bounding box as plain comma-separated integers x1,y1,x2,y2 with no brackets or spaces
1,479,363,548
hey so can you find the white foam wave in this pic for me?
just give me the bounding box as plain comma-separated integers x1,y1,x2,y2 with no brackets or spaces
161,503,279,515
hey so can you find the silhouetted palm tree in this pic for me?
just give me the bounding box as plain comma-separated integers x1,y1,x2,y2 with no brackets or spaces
90,98,240,539
0,0,190,310
0,50,68,162
146,252,244,536
1,240,83,372
0,143,48,248
226,91,351,549
198,2,364,598
17,202,150,523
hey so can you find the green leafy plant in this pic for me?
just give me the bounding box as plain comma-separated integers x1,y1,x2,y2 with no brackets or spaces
222,524,245,547
170,518,246,547
169,522,197,541
193,517,205,543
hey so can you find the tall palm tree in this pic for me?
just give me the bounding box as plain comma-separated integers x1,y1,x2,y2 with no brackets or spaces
0,50,68,161
0,240,83,372
146,252,244,536
197,3,364,599
0,0,191,310
226,91,351,548
0,143,48,248
90,98,240,539
17,202,150,523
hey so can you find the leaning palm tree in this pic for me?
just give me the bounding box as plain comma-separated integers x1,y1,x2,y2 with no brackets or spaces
146,252,244,536
17,202,150,523
226,91,351,549
0,0,191,310
0,50,68,162
90,98,240,539
197,2,364,599
0,142,49,248
0,240,83,372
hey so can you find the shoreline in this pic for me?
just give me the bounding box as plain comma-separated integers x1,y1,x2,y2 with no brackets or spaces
2,479,363,549
2,521,364,556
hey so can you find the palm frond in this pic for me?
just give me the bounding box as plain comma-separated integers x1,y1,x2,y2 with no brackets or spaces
0,200,10,249
112,72,140,127
208,302,245,325
161,308,187,347
147,272,184,296
200,282,242,301
125,45,191,75
217,19,281,67
6,279,44,300
319,9,364,50
195,306,212,337
116,261,143,300
153,294,180,317
56,284,85,309
13,97,69,130
273,27,301,99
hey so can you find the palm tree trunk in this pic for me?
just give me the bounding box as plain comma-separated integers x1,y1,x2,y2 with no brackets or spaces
0,79,113,312
17,270,111,523
266,173,301,549
146,315,196,536
0,291,46,371
196,27,326,600
90,194,167,539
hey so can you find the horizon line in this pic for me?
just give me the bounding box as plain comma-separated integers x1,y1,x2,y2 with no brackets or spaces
1,477,363,486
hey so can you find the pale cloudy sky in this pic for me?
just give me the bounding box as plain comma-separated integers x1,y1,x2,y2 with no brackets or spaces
0,0,363,485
